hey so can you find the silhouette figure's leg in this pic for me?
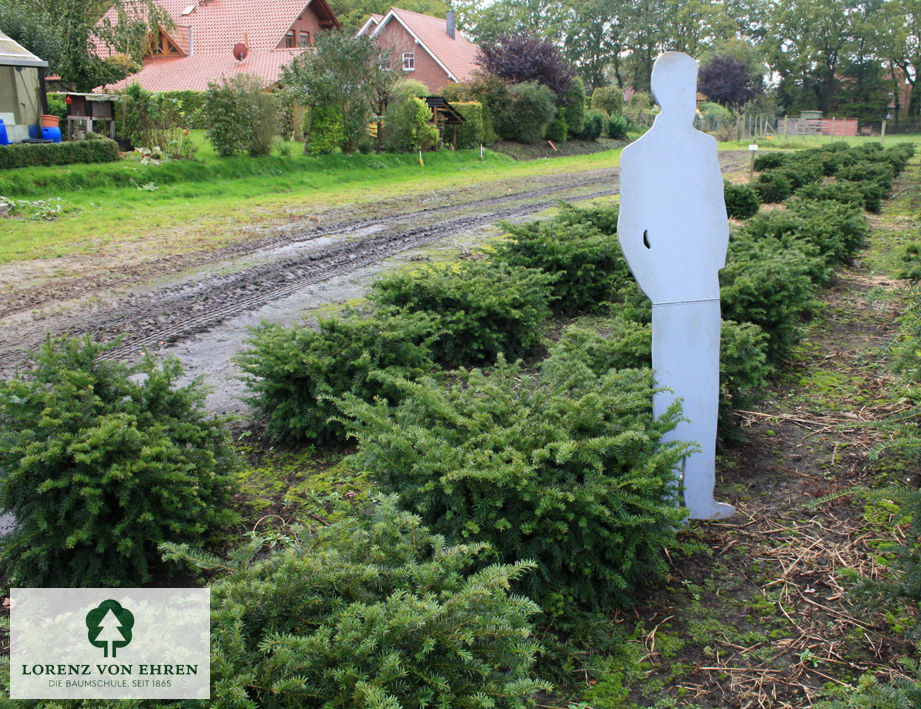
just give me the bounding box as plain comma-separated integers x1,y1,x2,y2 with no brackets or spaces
652,300,735,520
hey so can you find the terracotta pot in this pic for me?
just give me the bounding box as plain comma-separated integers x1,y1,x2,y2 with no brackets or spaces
40,114,60,128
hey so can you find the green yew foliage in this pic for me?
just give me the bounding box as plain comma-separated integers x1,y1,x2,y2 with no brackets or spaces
721,232,818,360
545,317,771,441
494,208,629,315
752,152,787,171
724,181,760,220
237,308,438,444
754,170,793,203
0,336,238,586
188,498,549,708
340,359,689,609
742,198,868,269
578,109,606,140
794,180,866,210
370,261,554,367
836,160,895,193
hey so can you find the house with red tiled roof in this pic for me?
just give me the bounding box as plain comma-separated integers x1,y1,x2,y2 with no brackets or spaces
96,0,341,93
358,7,480,93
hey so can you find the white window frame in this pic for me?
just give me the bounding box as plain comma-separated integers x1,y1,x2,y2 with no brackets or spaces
402,52,414,71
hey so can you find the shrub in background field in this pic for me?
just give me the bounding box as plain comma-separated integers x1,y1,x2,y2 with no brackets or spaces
203,74,277,157
579,109,606,140
724,181,760,220
0,139,119,170
341,360,689,609
383,96,439,153
836,160,895,193
0,336,238,587
118,83,194,155
305,105,345,154
544,115,568,142
721,232,818,360
237,308,438,444
452,101,485,148
742,198,868,268
794,180,866,210
607,114,629,139
495,210,629,314
754,169,793,203
753,152,787,171
179,499,549,707
507,81,557,144
590,84,623,115
563,77,586,137
371,260,555,366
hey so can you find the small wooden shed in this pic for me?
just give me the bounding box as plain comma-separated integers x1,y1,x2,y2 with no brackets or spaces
65,93,119,140
423,95,465,148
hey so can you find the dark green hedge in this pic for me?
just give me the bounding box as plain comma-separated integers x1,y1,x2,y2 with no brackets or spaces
0,138,120,170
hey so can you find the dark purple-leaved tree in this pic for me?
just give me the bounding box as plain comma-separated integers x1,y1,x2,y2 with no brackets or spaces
698,55,763,108
476,33,576,98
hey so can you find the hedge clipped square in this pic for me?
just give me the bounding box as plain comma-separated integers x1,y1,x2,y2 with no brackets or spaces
237,308,438,444
341,359,689,610
371,260,555,366
0,138,119,170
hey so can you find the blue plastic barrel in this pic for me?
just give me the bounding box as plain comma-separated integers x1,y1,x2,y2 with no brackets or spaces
0,118,8,146
41,126,62,143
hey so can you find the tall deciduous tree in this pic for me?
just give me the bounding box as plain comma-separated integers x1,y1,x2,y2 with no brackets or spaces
877,0,921,119
698,54,763,107
477,33,576,97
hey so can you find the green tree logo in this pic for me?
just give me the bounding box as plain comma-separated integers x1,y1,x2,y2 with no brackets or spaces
86,600,134,658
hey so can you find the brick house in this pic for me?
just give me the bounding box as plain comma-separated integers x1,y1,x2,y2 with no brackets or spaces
358,7,480,93
96,0,341,92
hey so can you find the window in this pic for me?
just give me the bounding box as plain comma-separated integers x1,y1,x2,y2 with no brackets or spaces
402,52,414,71
284,31,295,48
299,31,310,46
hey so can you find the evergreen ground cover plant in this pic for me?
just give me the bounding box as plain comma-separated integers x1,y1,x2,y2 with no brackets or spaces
339,358,689,610
0,336,239,586
164,498,549,708
724,180,760,220
237,308,439,444
370,260,555,367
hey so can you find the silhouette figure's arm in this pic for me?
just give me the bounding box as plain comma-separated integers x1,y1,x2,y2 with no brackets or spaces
702,135,730,269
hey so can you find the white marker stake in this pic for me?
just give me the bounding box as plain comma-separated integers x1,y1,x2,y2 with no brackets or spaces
617,51,735,520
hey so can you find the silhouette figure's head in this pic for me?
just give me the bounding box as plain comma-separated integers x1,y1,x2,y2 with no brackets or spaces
651,52,698,126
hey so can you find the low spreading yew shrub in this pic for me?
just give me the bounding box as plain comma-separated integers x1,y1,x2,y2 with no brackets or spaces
237,308,438,444
340,358,689,610
370,260,555,366
721,232,819,360
170,499,549,707
754,169,793,203
0,336,238,586
495,208,629,314
742,198,868,268
724,181,760,220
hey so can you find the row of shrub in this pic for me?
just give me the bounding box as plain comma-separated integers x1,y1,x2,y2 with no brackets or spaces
0,137,119,170
752,142,915,212
1,145,909,705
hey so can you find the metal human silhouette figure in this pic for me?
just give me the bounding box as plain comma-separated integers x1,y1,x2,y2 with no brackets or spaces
617,51,735,520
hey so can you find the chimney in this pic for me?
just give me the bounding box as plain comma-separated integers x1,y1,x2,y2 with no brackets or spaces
446,10,455,39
